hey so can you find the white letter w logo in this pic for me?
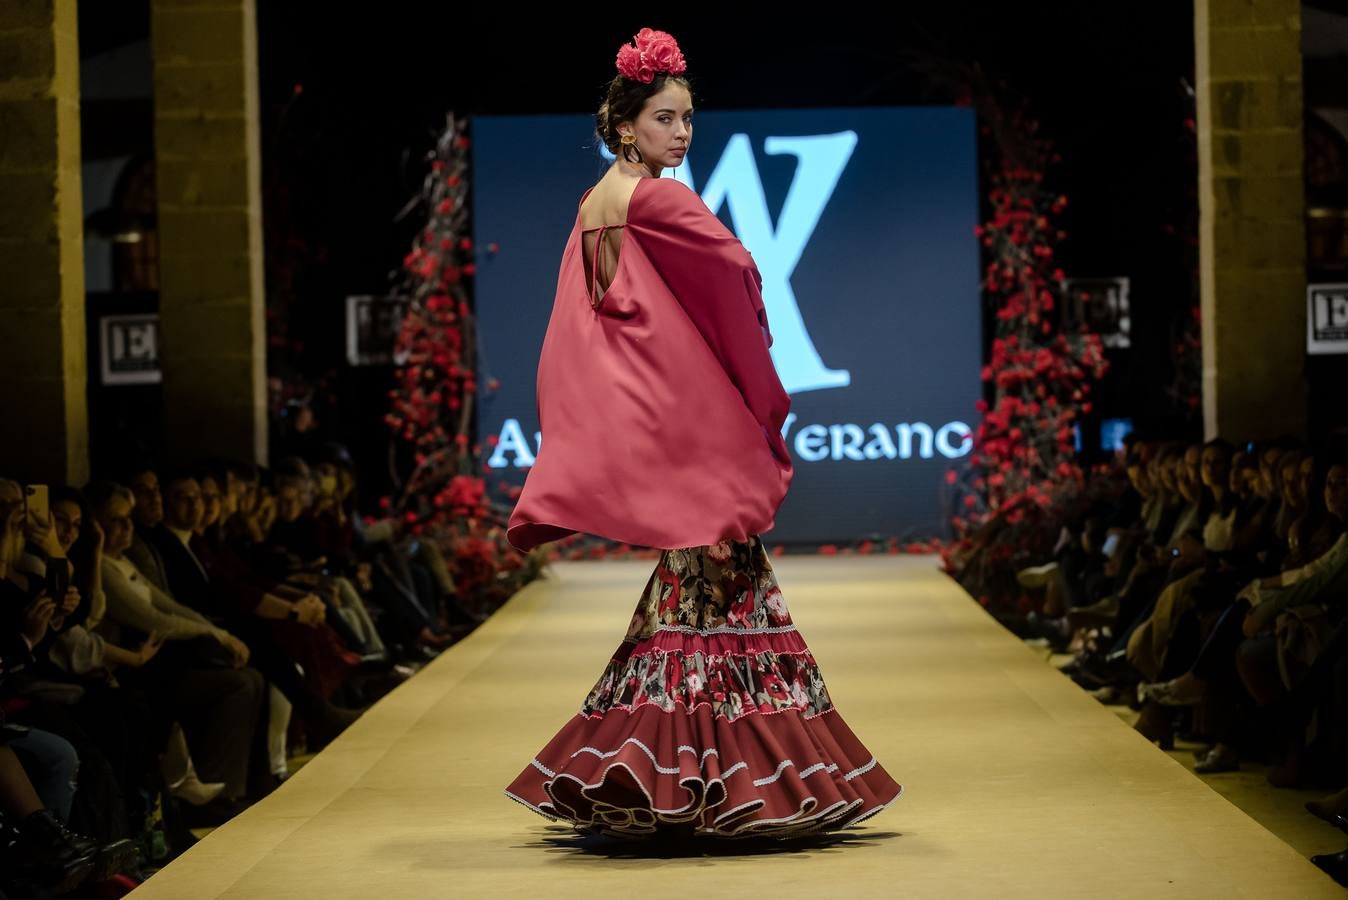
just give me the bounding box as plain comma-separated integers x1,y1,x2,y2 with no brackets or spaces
673,131,857,395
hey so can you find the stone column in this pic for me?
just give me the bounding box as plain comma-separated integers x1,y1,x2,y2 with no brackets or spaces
1195,0,1307,440
152,0,267,463
0,0,89,485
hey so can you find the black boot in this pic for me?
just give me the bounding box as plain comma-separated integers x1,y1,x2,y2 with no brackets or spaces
3,809,98,894
1311,847,1348,887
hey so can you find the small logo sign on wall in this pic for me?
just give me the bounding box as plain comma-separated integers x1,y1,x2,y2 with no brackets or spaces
100,314,160,385
346,294,410,366
1062,277,1131,349
1308,284,1348,355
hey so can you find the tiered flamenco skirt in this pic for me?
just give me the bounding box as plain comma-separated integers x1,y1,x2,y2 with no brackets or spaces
505,535,903,839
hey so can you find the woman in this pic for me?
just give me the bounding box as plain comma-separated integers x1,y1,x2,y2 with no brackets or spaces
503,29,901,840
89,481,265,812
0,484,103,892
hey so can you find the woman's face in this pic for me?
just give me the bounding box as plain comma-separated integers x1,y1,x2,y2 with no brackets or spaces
1282,460,1304,506
96,494,136,557
1158,456,1178,493
1229,454,1258,497
238,479,258,515
1200,445,1231,492
198,477,222,530
1258,447,1283,499
1325,464,1348,520
1126,462,1150,496
1298,457,1315,500
52,500,81,553
618,82,692,172
218,477,239,519
315,463,339,500
336,468,355,501
1179,447,1202,502
276,482,305,524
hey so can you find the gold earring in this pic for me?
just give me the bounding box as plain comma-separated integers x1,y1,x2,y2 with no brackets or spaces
620,134,636,146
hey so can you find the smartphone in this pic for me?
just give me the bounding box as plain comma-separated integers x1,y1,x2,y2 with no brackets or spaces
25,484,49,527
1101,533,1121,559
46,559,70,603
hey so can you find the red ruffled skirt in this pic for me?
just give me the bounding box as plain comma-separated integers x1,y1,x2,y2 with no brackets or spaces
505,535,902,838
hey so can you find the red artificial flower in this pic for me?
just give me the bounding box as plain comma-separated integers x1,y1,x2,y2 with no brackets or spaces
616,29,687,82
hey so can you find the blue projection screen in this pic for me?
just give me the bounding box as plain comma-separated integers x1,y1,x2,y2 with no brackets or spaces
473,107,980,544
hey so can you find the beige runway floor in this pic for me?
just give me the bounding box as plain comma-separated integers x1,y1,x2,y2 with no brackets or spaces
131,553,1341,898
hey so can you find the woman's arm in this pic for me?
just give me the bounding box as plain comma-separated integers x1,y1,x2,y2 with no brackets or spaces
637,179,791,466
87,526,107,628
102,559,224,641
1244,533,1348,633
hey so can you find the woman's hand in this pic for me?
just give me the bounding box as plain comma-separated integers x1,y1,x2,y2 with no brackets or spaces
215,631,251,668
59,584,80,617
49,583,80,629
293,594,326,627
134,633,164,667
22,594,56,645
26,511,62,558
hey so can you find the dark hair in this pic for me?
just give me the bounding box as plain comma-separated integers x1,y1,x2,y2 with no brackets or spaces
1199,437,1237,519
119,458,158,484
50,485,85,513
84,481,133,515
50,485,94,628
595,72,693,165
159,466,199,494
273,456,310,480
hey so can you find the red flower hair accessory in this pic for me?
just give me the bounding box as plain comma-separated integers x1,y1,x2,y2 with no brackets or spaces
615,28,687,83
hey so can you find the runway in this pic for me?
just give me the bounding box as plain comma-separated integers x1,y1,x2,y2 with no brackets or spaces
130,553,1339,898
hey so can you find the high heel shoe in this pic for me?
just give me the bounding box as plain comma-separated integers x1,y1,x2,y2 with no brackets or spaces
416,626,457,649
1137,674,1205,707
1133,702,1175,750
169,772,227,807
1193,743,1239,774
1306,787,1348,824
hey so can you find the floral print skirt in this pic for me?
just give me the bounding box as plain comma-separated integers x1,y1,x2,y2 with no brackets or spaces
504,535,903,839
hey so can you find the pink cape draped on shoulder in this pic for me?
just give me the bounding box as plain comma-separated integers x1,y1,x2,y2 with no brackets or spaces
506,177,793,552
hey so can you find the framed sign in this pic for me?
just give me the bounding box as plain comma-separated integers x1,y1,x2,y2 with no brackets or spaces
1308,283,1348,355
346,294,410,366
1062,277,1131,349
99,314,160,385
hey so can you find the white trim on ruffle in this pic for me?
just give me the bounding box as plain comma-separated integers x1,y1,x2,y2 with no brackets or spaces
571,739,719,775
580,695,829,723
540,733,877,793
651,623,799,636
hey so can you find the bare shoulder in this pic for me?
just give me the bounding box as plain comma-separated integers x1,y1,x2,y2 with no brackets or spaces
579,172,646,227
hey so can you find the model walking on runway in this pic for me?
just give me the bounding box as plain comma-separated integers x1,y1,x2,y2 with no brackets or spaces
504,27,902,839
